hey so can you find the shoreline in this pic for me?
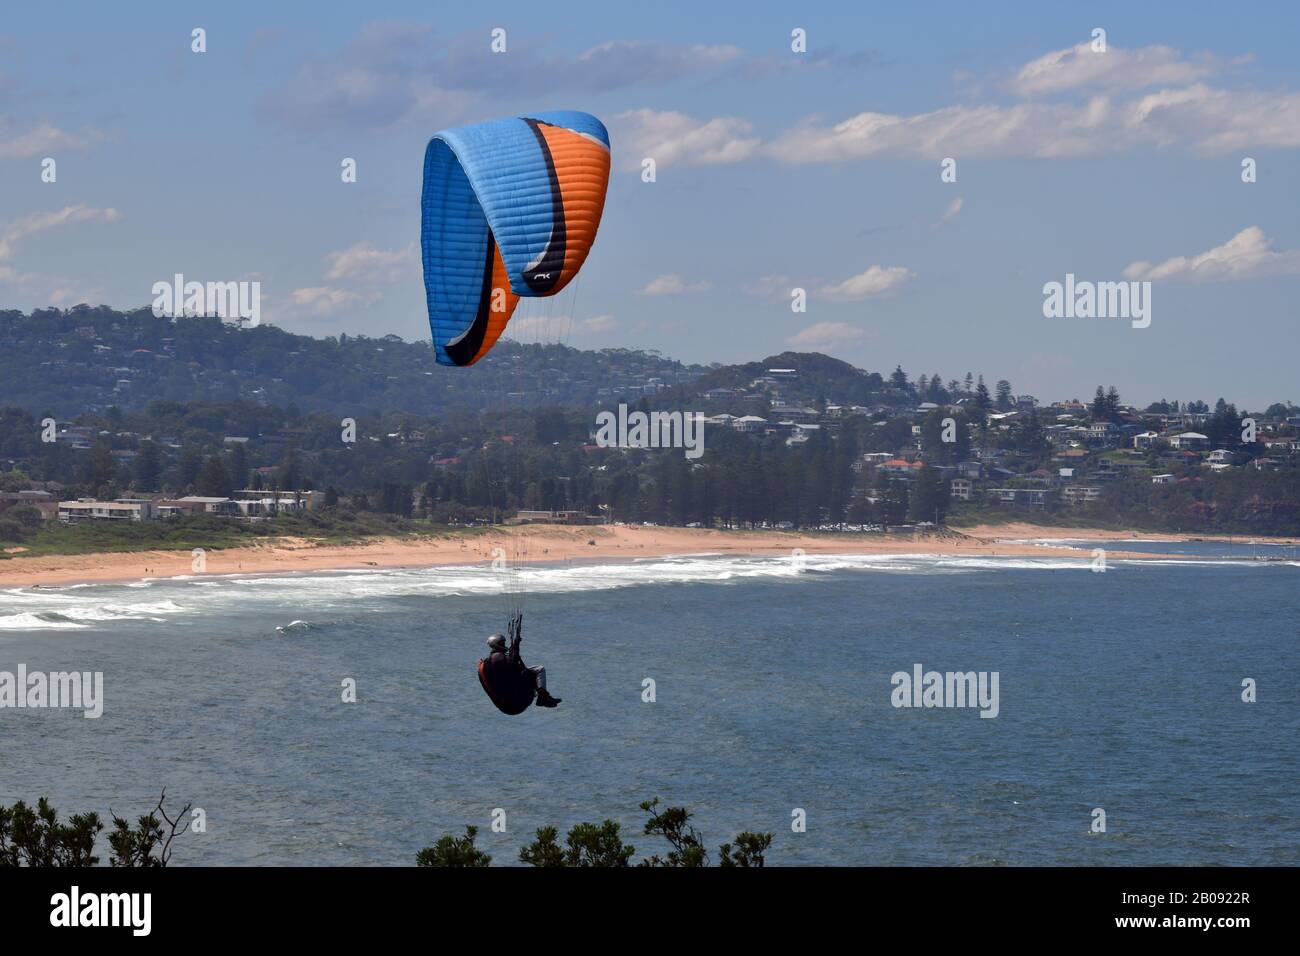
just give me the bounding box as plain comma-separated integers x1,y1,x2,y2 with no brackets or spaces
0,521,1273,590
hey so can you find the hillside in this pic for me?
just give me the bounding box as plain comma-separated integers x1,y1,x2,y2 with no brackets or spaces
0,307,707,418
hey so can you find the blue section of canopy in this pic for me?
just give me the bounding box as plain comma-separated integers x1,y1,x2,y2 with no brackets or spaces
420,139,491,366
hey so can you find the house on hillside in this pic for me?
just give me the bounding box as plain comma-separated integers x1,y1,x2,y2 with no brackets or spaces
1169,431,1210,451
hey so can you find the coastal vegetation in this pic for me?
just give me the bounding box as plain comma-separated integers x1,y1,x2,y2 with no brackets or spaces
0,791,190,867
418,798,773,868
1,793,771,867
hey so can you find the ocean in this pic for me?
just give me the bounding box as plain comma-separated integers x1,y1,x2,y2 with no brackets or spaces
1,541,1296,866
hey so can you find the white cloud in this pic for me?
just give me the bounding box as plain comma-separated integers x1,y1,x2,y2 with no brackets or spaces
325,241,416,282
282,286,378,317
0,122,105,160
756,43,1295,164
614,109,759,168
787,321,866,350
746,274,797,300
1123,226,1300,282
580,314,617,333
502,313,552,338
48,285,106,307
767,81,1300,162
0,204,121,261
1010,43,1221,97
1121,83,1300,153
820,265,914,301
937,197,963,225
638,273,711,295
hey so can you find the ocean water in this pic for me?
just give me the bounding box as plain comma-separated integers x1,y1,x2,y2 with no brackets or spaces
1,544,1296,866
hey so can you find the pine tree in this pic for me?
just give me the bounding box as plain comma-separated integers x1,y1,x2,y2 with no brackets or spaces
196,454,232,497
177,445,204,490
1105,386,1122,420
81,439,117,490
228,441,249,490
908,463,949,523
928,373,944,402
279,444,301,491
1090,386,1108,420
133,440,162,491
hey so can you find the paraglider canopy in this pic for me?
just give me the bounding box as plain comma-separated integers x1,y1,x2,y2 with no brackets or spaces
420,111,611,366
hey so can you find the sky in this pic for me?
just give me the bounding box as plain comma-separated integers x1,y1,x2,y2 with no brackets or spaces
1,0,1298,408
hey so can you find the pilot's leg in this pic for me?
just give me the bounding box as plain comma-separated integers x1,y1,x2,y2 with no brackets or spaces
530,666,561,707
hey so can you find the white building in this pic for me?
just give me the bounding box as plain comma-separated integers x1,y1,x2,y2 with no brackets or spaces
59,499,155,522
732,415,768,434
1169,432,1210,451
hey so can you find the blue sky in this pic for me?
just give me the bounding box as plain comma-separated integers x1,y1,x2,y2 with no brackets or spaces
2,1,1298,407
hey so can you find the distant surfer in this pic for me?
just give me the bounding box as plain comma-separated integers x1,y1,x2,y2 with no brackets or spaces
478,612,561,713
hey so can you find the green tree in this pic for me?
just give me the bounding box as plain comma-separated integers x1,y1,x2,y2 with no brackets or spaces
228,441,249,489
0,798,102,867
1090,386,1108,420
1105,386,1122,420
5,504,43,531
423,799,775,867
415,825,491,867
519,822,635,867
639,798,708,867
278,444,302,491
177,444,204,490
107,790,192,867
133,439,162,490
196,454,232,497
81,438,117,490
719,831,773,867
908,463,950,524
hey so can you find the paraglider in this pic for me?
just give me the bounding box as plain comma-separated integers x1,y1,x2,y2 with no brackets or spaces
477,612,561,715
420,110,611,366
423,112,605,710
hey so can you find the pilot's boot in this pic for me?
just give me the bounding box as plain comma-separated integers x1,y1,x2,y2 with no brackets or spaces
536,689,562,707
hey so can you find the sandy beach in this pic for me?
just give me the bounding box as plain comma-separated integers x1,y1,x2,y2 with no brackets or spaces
0,522,1231,589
